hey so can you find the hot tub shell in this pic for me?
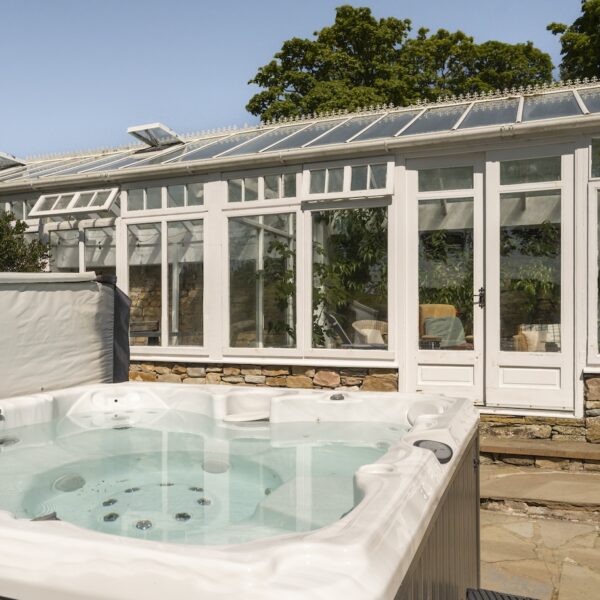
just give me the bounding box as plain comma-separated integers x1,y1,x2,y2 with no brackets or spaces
0,382,479,600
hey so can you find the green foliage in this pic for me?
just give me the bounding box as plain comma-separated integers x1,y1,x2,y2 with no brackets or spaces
0,211,49,272
312,207,387,346
548,0,600,80
419,229,474,333
247,5,553,121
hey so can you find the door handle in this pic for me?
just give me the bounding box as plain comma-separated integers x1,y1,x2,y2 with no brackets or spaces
473,287,485,309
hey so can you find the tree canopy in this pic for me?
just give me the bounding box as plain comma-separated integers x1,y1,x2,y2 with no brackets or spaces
246,5,553,121
548,0,600,81
0,211,49,272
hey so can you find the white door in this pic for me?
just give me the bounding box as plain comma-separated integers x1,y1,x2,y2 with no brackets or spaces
406,156,485,404
484,147,574,411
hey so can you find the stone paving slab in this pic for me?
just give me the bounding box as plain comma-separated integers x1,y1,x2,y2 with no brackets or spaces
481,464,600,508
480,510,600,600
481,438,600,460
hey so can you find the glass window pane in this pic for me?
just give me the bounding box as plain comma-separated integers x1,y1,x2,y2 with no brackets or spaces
350,165,368,191
228,179,243,202
221,125,306,156
310,169,326,194
49,230,79,273
264,175,280,199
177,131,263,162
37,195,59,212
579,87,600,113
500,190,561,352
522,92,582,121
73,192,95,209
167,185,185,208
187,182,204,206
312,207,388,349
84,226,116,277
90,190,111,207
9,201,24,220
419,166,474,192
267,119,347,152
352,110,421,141
328,167,344,193
592,139,600,179
229,213,296,348
283,173,296,198
54,194,75,210
418,198,474,350
459,99,519,129
128,189,144,211
146,187,162,210
128,223,162,347
244,177,259,201
402,106,466,136
306,115,381,146
369,164,387,189
500,157,561,185
168,220,203,346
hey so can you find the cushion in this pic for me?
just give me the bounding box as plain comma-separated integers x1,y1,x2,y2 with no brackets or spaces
424,316,466,348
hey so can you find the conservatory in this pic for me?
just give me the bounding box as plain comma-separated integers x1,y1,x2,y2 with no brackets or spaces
2,80,600,419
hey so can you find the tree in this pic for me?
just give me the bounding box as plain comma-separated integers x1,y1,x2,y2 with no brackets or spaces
0,211,49,272
548,0,600,81
246,5,553,121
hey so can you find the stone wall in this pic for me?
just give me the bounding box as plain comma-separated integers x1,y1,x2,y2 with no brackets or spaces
584,376,600,443
129,362,398,391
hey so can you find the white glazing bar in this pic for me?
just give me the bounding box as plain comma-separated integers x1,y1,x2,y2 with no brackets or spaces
516,96,525,123
213,127,280,158
259,122,314,153
452,103,474,129
301,117,352,147
394,108,427,136
346,112,388,142
573,89,590,115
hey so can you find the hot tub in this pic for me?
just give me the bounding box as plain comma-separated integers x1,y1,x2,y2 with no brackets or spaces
0,382,479,599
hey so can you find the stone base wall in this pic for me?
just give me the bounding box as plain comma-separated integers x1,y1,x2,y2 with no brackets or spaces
584,376,600,443
481,453,600,472
129,362,398,392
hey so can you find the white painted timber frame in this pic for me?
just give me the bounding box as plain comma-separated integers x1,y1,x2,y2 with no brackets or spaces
485,144,575,411
404,153,485,405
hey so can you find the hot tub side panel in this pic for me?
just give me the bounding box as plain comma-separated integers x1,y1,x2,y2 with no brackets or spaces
395,432,480,600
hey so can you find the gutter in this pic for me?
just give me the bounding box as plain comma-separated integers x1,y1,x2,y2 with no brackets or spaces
2,113,600,196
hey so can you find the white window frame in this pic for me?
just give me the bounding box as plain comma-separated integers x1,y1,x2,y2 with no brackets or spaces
302,156,394,201
30,187,119,218
122,176,211,217
223,165,301,205
587,179,600,364
121,212,208,356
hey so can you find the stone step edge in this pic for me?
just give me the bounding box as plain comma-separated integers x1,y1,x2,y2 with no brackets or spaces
480,437,600,461
481,498,600,523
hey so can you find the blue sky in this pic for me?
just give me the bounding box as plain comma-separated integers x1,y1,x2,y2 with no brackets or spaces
1,0,581,157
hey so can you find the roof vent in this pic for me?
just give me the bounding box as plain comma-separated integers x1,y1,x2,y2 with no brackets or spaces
0,151,25,171
127,123,183,148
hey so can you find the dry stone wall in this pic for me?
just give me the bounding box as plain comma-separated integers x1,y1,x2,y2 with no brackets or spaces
129,362,398,392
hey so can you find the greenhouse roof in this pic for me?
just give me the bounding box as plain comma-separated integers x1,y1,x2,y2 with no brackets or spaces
2,79,600,190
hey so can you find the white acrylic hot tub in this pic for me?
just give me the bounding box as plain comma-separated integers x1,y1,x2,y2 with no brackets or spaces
0,382,479,600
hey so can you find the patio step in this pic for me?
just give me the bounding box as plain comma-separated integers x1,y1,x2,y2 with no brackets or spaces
480,437,600,461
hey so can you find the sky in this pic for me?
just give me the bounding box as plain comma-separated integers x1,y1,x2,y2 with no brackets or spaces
0,0,582,158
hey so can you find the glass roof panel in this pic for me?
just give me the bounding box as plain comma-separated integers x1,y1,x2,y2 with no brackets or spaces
401,105,467,136
265,119,347,152
578,87,600,113
52,151,132,176
81,145,184,173
139,136,227,166
459,99,520,129
522,91,582,121
351,110,421,141
2,158,84,181
127,123,182,147
221,125,307,156
0,165,27,182
173,131,265,162
0,152,24,170
305,115,383,146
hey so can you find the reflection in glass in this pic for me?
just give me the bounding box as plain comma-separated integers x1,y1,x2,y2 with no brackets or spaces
167,185,185,208
168,221,203,346
128,223,162,346
84,227,116,277
128,189,143,211
49,230,79,272
244,177,259,201
500,157,561,185
264,175,279,199
310,170,326,194
459,99,519,129
418,166,473,192
306,115,380,146
592,140,600,179
312,207,388,349
267,119,346,152
500,191,561,352
187,183,204,205
352,110,420,141
522,92,581,121
402,106,466,136
147,187,162,210
222,125,306,156
283,173,296,197
418,198,474,350
228,179,243,202
351,166,367,191
229,213,296,348
328,168,343,192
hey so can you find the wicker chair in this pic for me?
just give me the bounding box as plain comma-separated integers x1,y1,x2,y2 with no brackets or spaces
352,319,388,345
